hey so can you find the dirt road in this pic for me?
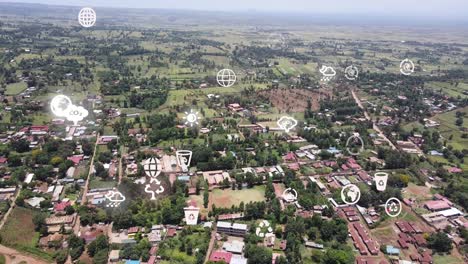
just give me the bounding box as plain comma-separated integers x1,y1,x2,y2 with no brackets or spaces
0,187,21,230
204,226,217,264
0,245,50,264
351,89,397,150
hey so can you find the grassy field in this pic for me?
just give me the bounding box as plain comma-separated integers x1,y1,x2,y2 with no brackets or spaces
211,185,266,208
0,254,5,264
0,207,39,248
0,207,53,261
432,107,468,150
402,107,468,170
89,178,117,189
433,253,465,264
402,107,468,150
426,82,468,98
5,82,27,95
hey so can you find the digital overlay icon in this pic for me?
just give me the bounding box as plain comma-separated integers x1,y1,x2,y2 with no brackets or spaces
176,150,192,173
78,7,97,28
385,197,402,217
143,157,164,200
400,59,414,76
184,200,200,226
50,95,89,125
216,69,237,87
374,172,389,192
344,65,359,80
319,65,336,82
277,116,298,133
105,190,126,207
184,110,200,127
345,134,364,156
341,184,361,205
282,188,298,203
145,184,164,200
144,157,162,184
255,220,273,238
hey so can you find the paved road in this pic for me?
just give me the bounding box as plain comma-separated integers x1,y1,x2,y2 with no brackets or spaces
351,89,397,150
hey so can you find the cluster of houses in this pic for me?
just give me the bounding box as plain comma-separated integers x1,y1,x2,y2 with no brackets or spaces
109,225,179,263
419,194,465,231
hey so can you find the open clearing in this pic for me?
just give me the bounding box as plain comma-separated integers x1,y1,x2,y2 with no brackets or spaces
259,88,331,113
0,207,52,261
0,207,38,248
211,185,266,208
4,82,27,96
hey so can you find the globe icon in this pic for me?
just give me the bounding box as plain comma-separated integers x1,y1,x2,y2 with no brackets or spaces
217,69,237,87
78,7,96,28
50,95,72,117
340,184,361,205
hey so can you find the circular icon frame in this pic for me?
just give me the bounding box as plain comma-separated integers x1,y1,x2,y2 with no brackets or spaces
385,197,402,218
400,59,414,76
340,184,361,205
345,135,365,156
344,65,359,80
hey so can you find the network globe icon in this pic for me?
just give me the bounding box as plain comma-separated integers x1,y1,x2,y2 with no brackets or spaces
78,7,96,28
216,69,237,87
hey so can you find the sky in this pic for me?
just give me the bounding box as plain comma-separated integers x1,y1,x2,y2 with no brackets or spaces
1,0,467,20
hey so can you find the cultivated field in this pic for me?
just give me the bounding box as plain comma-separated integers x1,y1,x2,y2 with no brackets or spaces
259,88,332,113
0,207,52,261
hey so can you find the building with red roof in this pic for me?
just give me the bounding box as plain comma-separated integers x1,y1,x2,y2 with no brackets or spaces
282,152,296,162
447,167,462,174
147,256,156,264
128,226,140,234
166,228,177,237
0,157,7,165
357,171,370,181
29,125,49,135
209,251,232,263
424,200,451,211
413,234,427,247
54,201,71,212
287,163,300,171
67,155,84,166
346,158,362,170
398,238,409,249
149,246,158,256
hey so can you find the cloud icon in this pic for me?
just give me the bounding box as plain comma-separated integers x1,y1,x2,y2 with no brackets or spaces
105,191,126,203
319,66,336,77
66,105,89,125
277,116,298,133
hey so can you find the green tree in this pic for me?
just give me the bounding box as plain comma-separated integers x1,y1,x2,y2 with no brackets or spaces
55,250,68,264
322,249,354,264
428,232,453,253
87,235,108,257
93,249,109,264
203,181,209,208
245,244,272,264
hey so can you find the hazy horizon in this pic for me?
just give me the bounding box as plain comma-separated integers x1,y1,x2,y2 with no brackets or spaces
1,0,467,21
